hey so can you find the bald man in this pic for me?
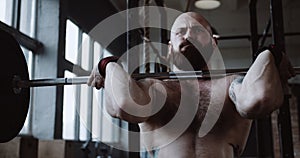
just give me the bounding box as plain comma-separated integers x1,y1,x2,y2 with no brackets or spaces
88,12,295,157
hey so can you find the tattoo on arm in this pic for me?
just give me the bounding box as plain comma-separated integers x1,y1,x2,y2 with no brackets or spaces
229,76,244,105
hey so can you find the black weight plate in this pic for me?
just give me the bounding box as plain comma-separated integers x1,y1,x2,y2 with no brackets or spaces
0,30,30,143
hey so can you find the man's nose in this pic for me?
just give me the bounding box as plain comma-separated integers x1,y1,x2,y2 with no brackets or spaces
183,28,194,40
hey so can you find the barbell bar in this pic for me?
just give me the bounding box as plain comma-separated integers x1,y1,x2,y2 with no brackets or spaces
13,67,300,90
14,69,247,89
1,30,299,143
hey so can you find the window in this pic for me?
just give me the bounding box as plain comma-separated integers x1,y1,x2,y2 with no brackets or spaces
0,0,13,25
19,0,37,135
63,19,120,143
0,0,37,135
19,0,36,37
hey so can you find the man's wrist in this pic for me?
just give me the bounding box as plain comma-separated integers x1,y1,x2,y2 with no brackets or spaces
98,56,119,78
268,44,282,67
256,44,282,67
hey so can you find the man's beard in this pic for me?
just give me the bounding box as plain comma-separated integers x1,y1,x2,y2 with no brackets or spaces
172,40,213,71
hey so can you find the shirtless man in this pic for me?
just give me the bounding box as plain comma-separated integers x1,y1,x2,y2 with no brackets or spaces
88,12,295,157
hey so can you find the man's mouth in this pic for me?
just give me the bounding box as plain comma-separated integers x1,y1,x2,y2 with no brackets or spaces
180,44,193,52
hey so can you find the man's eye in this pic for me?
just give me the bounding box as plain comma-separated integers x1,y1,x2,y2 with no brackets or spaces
176,29,186,35
194,27,203,33
176,32,183,35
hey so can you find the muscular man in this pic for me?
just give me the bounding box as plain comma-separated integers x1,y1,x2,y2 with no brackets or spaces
88,12,295,157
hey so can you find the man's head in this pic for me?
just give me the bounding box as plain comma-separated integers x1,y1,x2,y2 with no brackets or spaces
169,12,216,71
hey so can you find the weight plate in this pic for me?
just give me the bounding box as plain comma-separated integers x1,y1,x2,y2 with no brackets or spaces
0,30,30,143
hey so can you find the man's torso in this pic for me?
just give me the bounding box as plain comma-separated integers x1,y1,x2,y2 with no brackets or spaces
139,75,252,158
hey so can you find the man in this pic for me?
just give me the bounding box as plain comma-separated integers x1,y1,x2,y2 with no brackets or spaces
88,12,295,157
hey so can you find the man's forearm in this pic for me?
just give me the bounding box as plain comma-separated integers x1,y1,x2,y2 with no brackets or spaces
233,50,283,118
104,62,153,123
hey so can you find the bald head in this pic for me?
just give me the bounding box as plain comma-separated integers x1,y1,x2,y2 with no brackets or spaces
185,12,212,35
169,12,215,71
172,12,213,36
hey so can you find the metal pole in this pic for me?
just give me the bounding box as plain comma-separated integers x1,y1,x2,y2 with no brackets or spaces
155,0,168,72
126,0,140,157
14,67,300,88
270,0,295,157
216,32,300,41
249,0,259,62
249,1,275,157
15,76,89,88
259,18,271,48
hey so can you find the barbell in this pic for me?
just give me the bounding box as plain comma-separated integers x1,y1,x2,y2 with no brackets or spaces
1,30,299,143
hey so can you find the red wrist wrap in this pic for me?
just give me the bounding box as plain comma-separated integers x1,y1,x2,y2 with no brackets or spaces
98,56,119,78
256,44,282,67
268,44,282,67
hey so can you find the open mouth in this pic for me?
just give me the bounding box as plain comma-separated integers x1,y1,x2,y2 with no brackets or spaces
180,44,193,52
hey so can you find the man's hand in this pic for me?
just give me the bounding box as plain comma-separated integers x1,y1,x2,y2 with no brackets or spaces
278,52,296,92
87,56,120,89
87,66,104,90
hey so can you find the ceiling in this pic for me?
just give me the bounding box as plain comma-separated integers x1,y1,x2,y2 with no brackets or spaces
66,0,300,40
108,0,300,46
65,0,300,56
109,0,300,34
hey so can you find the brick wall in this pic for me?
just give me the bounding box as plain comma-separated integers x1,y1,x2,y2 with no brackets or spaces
272,86,300,158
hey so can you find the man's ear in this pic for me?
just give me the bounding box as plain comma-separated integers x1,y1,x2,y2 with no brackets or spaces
212,36,218,46
168,41,173,53
167,41,173,60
